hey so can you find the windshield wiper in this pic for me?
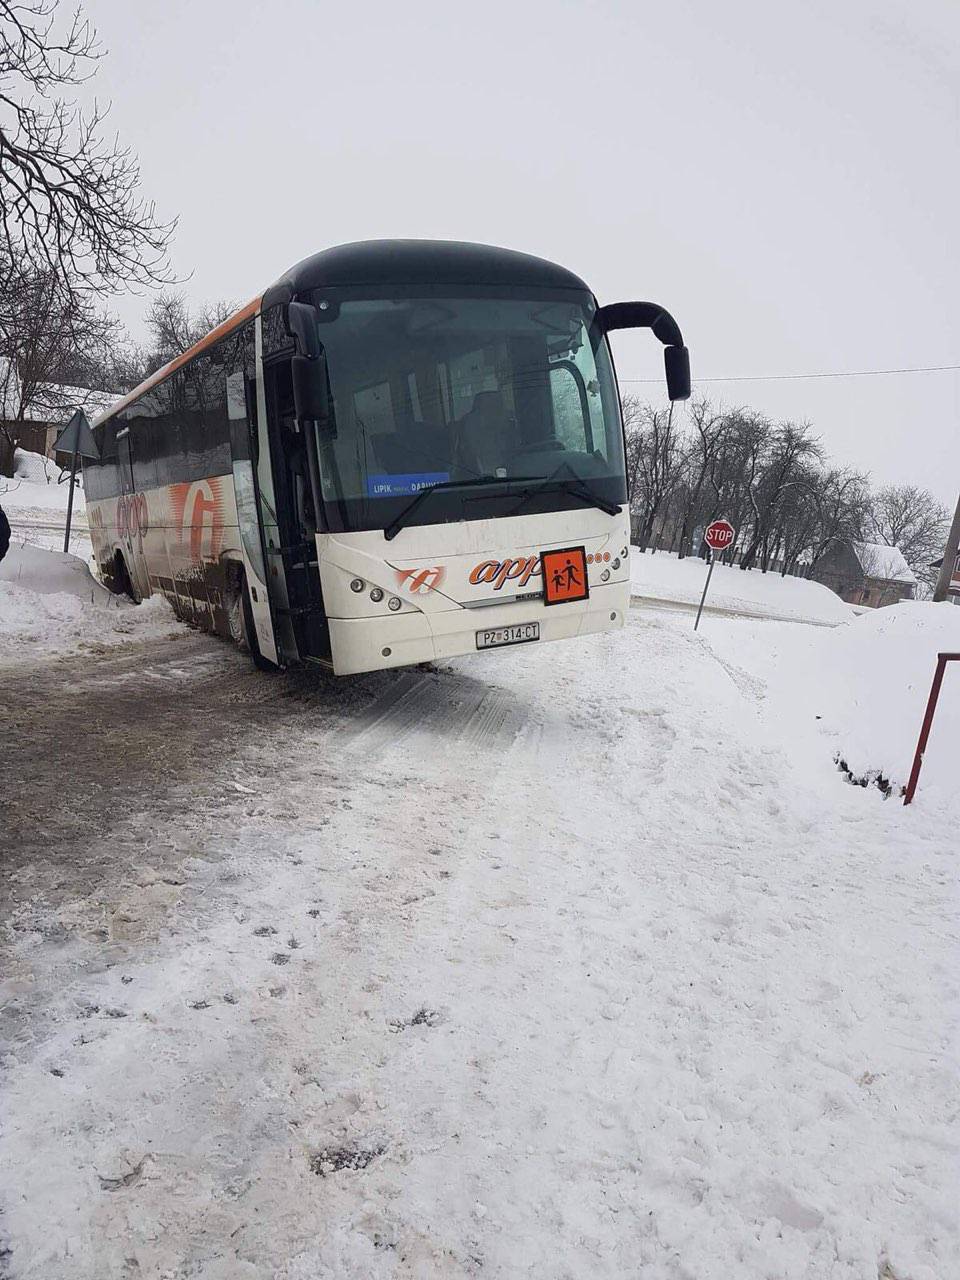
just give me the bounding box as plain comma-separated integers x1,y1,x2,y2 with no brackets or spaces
383,475,547,541
506,464,622,520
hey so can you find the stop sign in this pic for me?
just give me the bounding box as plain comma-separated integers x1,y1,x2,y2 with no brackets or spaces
704,519,735,552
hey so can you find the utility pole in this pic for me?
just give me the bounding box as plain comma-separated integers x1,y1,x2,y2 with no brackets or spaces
932,492,960,603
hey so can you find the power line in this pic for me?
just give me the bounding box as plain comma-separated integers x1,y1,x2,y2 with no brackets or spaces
620,362,960,385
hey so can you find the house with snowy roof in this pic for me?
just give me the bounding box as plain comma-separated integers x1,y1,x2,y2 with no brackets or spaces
813,538,916,608
1,359,117,474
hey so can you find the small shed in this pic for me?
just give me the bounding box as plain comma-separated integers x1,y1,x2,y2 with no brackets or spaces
813,539,916,608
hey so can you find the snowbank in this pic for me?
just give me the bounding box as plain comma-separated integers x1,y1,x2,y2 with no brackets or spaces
705,599,960,803
631,549,851,625
6,447,84,514
0,544,181,662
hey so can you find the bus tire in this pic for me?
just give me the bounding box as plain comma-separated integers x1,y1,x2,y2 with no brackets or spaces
239,572,278,672
114,551,141,604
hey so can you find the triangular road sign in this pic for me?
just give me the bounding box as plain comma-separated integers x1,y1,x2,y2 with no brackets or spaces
54,409,99,460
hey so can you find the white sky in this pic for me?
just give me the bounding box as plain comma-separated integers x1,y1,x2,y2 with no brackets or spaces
83,0,959,505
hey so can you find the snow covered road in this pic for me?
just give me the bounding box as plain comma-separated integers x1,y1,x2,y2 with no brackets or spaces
1,610,957,1279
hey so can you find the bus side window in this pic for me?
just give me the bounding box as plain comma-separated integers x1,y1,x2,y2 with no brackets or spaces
127,386,163,493
200,348,231,477
178,353,231,480
87,421,120,501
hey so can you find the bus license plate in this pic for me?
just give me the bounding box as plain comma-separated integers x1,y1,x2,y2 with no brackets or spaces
476,622,540,650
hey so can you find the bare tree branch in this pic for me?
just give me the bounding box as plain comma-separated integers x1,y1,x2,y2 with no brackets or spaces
0,0,176,299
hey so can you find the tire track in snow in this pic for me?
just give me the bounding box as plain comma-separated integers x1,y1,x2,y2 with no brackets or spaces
342,667,524,762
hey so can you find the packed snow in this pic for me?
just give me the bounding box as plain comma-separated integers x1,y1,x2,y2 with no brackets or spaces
705,600,960,801
0,543,179,663
631,549,852,625
1,594,956,1278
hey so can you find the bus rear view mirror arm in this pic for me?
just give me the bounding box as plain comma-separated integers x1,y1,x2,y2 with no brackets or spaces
598,301,691,402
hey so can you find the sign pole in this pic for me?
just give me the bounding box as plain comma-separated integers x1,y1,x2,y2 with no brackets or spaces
63,432,79,554
694,552,715,631
53,408,97,556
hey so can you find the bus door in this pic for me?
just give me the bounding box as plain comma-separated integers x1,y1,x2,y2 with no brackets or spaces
225,369,280,665
115,425,148,597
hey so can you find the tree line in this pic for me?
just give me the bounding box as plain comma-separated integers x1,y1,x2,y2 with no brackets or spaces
623,396,950,596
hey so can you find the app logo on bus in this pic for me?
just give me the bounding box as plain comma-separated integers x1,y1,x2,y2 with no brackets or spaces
116,491,149,552
395,565,446,594
469,556,542,592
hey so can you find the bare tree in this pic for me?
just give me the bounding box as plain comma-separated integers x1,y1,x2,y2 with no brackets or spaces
625,400,685,552
671,398,726,559
143,291,236,372
865,484,949,597
739,422,822,570
0,0,175,299
0,259,122,471
710,409,770,561
804,467,870,575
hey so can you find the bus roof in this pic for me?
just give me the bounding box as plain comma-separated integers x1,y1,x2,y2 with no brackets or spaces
93,241,590,429
261,239,591,308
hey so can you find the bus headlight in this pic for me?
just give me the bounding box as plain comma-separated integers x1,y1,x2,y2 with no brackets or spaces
370,587,384,603
388,597,402,611
601,569,611,582
350,578,365,593
612,557,621,570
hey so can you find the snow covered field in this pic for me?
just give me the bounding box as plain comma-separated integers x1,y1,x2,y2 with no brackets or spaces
631,550,852,625
1,593,957,1278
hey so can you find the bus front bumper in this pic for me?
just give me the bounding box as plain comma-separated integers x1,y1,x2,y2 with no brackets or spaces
327,582,629,675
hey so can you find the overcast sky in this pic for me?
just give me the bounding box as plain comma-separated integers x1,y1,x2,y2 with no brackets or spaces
83,0,958,506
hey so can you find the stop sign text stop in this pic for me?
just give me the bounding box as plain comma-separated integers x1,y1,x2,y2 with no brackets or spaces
704,519,735,552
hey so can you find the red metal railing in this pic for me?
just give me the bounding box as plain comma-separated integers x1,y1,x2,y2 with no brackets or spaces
903,652,960,805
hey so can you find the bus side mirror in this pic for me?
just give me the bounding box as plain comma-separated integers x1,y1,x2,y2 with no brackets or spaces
292,353,332,427
286,300,322,359
664,345,691,402
598,300,691,401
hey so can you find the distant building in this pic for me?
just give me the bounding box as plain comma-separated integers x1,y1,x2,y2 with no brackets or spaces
813,539,916,608
0,364,117,471
929,553,960,605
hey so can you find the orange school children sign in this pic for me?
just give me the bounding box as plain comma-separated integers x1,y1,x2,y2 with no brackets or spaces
541,546,589,605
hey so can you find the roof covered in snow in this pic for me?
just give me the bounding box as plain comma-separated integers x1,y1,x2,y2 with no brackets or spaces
0,366,119,424
852,541,916,584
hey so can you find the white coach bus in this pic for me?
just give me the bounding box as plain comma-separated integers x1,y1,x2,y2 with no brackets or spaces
85,240,690,674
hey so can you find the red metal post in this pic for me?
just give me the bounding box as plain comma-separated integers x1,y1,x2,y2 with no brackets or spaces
903,652,960,805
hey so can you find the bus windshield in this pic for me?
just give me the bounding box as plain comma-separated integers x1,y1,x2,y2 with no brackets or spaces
309,291,627,533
